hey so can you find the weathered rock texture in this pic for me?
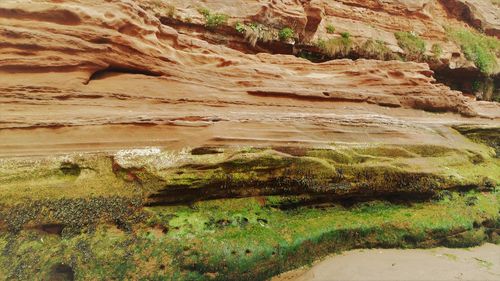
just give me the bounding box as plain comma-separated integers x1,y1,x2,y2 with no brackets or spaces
0,0,499,280
0,0,499,156
440,0,500,37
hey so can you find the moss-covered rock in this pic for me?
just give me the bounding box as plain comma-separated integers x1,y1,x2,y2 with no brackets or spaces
0,191,498,280
454,125,500,157
0,143,498,280
1,143,498,229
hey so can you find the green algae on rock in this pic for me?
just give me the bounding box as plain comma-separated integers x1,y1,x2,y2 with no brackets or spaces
0,143,499,280
1,144,498,230
1,191,498,280
454,125,500,156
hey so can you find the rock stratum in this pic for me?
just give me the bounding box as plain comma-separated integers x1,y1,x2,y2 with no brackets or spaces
0,0,499,280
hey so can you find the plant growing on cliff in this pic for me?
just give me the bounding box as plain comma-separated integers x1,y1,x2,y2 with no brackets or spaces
326,24,336,34
357,39,397,60
395,31,426,61
198,7,228,29
278,27,295,42
472,78,496,101
340,32,350,39
235,22,246,33
431,43,443,60
235,22,277,46
447,27,499,75
317,35,353,57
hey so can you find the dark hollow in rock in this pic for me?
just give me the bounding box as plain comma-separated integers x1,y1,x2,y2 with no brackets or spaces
59,162,81,176
257,218,268,224
85,65,161,84
40,223,65,236
191,146,224,155
48,263,74,281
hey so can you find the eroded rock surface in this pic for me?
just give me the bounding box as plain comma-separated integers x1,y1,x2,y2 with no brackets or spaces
440,0,500,38
1,0,499,155
0,0,499,280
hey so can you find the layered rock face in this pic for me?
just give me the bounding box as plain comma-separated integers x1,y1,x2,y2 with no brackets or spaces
0,0,499,280
440,0,500,37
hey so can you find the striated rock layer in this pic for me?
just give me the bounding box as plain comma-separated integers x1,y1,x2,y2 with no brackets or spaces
1,0,499,154
440,0,500,38
0,0,499,280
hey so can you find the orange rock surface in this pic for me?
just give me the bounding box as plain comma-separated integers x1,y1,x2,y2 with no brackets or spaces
0,0,498,156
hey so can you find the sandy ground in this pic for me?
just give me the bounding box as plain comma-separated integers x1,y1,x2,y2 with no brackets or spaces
273,243,500,281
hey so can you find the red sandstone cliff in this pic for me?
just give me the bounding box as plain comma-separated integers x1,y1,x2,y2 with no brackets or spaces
0,0,498,154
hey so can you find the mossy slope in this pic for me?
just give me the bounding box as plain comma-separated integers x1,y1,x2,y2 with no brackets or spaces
0,192,498,280
0,142,499,280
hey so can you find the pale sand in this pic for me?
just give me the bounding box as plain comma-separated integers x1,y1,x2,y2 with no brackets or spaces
273,243,500,281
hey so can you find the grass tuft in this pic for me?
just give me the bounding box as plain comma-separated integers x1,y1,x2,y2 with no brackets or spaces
316,36,353,57
357,39,399,60
326,24,335,34
395,31,426,60
235,22,278,47
431,43,443,60
340,32,350,39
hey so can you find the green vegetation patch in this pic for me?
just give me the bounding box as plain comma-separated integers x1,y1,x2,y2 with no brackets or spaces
1,191,498,280
0,143,499,280
326,24,335,34
340,32,350,39
278,27,295,42
235,22,278,46
198,8,228,29
357,39,399,60
0,155,141,206
1,144,498,236
157,143,496,204
317,35,353,57
453,125,500,157
447,27,500,75
316,36,398,61
395,31,426,60
431,43,443,60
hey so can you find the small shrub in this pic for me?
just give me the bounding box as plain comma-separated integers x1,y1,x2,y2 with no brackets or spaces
340,32,350,39
431,43,443,59
326,24,335,34
278,27,295,42
395,31,426,60
198,8,228,29
447,27,499,75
